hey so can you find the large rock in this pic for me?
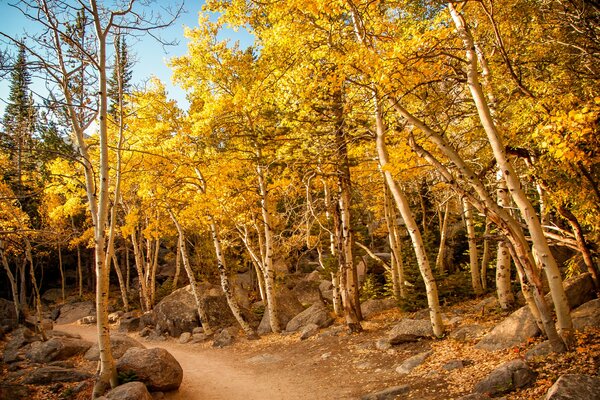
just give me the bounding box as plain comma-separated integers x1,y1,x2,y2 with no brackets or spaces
0,298,18,330
25,336,93,363
55,301,95,324
98,381,153,400
571,298,600,331
258,289,305,335
286,301,333,333
3,327,39,363
361,298,397,319
544,374,600,400
23,366,92,384
475,306,540,351
41,288,63,304
561,273,596,309
291,280,322,305
85,334,145,361
116,347,183,391
154,284,240,337
388,319,433,344
473,359,536,396
395,350,432,375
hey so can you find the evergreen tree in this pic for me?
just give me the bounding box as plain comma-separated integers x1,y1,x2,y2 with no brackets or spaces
108,34,132,118
1,43,37,195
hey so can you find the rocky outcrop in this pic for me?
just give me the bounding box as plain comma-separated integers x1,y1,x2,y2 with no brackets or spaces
23,366,92,384
25,336,93,363
544,374,600,400
475,306,540,351
387,319,433,344
561,273,596,309
286,301,333,333
97,381,153,400
84,334,145,361
473,359,536,396
55,301,95,324
258,289,305,335
291,280,322,305
116,347,183,391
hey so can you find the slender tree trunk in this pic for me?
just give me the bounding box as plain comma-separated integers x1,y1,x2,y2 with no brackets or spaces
496,175,515,309
125,245,130,294
449,4,573,347
480,220,491,291
58,243,65,302
0,240,21,321
375,94,444,337
331,271,342,316
111,252,129,312
130,230,151,312
169,211,213,335
19,258,26,312
24,238,46,340
209,220,257,337
463,198,483,295
77,245,83,299
436,202,450,275
384,185,405,300
256,158,281,333
173,239,181,289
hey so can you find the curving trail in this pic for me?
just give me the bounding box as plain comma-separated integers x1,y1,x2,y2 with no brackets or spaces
58,324,333,400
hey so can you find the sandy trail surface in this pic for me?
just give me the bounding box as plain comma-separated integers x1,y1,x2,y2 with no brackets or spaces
58,323,337,400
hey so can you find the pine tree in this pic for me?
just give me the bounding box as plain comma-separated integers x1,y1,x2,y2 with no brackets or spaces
1,43,37,195
108,34,132,118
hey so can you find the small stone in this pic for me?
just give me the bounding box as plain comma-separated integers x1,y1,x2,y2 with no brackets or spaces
178,332,191,344
360,385,410,400
300,323,319,340
442,359,464,371
395,350,432,375
375,338,392,351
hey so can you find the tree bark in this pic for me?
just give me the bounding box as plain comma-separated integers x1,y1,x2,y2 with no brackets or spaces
449,4,573,347
0,240,21,321
375,94,443,337
463,197,483,295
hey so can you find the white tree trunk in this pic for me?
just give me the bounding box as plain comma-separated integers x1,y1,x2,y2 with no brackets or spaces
496,175,515,309
375,94,444,337
449,4,573,346
462,198,483,295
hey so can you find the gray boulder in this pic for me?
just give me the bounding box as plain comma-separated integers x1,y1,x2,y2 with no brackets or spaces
291,280,322,305
85,334,145,361
178,332,192,344
212,328,235,348
561,273,596,309
97,381,153,400
286,301,333,332
55,301,95,324
473,359,536,396
395,350,432,375
23,366,92,384
117,347,183,391
154,284,242,337
571,298,600,331
449,324,486,342
3,327,39,363
25,337,92,363
258,289,305,335
360,385,410,400
525,341,553,361
361,298,396,319
41,288,63,304
388,319,433,344
0,383,32,400
544,374,600,400
299,323,319,340
118,315,141,333
475,306,540,351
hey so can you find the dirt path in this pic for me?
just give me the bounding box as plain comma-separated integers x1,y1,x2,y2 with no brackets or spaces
58,324,340,400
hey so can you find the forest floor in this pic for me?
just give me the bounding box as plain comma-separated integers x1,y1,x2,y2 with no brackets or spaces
54,297,600,400
3,297,600,400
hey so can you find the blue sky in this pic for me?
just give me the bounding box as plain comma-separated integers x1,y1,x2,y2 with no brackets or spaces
0,0,254,115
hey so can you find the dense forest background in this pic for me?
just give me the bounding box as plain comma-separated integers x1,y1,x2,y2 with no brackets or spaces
0,0,599,395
